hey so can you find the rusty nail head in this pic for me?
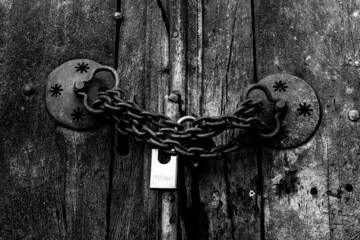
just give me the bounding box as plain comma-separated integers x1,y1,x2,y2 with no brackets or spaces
114,12,123,20
167,194,175,202
74,81,85,91
349,110,360,122
168,93,179,103
22,83,35,96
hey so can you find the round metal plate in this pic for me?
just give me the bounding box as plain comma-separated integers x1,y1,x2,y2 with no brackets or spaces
247,74,320,149
46,59,102,130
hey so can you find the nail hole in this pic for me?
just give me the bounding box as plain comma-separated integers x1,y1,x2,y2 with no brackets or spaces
249,190,256,197
310,187,318,195
345,184,354,192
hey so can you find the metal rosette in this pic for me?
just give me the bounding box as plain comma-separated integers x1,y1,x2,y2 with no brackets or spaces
46,59,116,130
247,74,321,149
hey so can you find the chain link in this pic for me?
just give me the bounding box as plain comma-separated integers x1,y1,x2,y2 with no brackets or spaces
76,86,282,158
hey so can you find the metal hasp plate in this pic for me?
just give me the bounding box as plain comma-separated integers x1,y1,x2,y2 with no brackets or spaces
46,59,118,130
247,74,320,149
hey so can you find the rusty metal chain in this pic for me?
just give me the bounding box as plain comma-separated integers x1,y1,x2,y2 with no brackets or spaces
76,85,283,158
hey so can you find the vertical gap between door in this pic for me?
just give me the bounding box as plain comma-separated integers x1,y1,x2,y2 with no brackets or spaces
250,0,258,84
114,0,122,70
256,147,265,240
106,124,116,240
106,0,122,239
250,0,265,240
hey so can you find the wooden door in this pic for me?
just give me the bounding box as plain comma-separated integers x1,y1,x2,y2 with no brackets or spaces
1,0,359,240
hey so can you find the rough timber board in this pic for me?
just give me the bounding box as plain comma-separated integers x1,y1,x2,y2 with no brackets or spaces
184,0,261,239
109,0,169,239
0,1,115,239
255,1,360,239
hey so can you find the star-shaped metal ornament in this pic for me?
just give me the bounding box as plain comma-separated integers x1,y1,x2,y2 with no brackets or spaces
71,107,85,122
50,84,63,97
279,125,289,138
75,63,90,73
297,102,313,117
254,102,265,116
273,81,288,92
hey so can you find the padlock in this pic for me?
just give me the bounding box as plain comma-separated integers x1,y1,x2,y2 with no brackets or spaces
150,115,213,189
150,149,178,189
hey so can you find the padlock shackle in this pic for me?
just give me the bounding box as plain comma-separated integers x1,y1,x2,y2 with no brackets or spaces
177,116,196,124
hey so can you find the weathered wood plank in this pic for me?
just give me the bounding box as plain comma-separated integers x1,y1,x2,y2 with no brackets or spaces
109,0,169,239
255,0,360,239
0,0,115,239
161,0,187,239
184,0,260,239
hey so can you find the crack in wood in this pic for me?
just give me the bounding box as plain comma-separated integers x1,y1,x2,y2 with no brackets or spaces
224,0,239,104
156,0,170,35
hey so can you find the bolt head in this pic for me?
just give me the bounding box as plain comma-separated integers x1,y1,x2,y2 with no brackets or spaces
114,12,123,20
275,100,286,111
349,110,360,122
167,93,179,103
249,190,256,197
74,81,85,91
167,194,175,202
172,31,179,38
22,83,35,96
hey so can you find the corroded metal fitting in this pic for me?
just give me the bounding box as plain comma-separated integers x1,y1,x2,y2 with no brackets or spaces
349,110,360,122
114,12,123,20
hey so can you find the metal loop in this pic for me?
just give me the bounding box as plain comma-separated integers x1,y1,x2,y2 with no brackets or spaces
86,66,120,88
169,133,192,140
195,130,220,138
77,92,105,114
75,83,286,158
163,139,182,148
132,125,147,137
256,112,283,138
149,138,170,149
244,83,279,103
177,116,196,124
103,102,123,111
174,146,194,157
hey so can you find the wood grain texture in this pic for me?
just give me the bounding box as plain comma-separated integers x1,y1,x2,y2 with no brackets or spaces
109,0,169,239
160,0,187,239
7,1,360,239
110,1,260,239
255,0,360,239
0,0,115,239
184,0,261,239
